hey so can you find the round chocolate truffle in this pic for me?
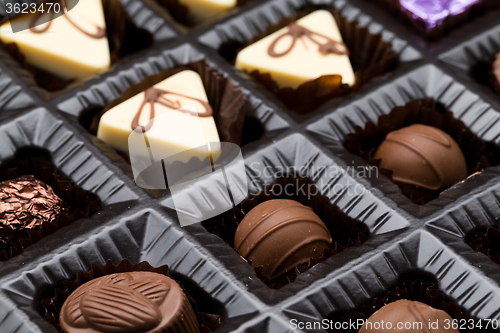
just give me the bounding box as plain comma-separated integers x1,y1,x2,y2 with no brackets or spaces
60,272,200,333
374,124,467,191
234,199,332,280
359,300,459,333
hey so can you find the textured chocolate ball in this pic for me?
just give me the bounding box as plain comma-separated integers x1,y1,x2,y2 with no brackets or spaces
0,175,68,247
60,272,200,333
359,300,458,333
0,175,68,232
374,124,467,191
234,199,332,280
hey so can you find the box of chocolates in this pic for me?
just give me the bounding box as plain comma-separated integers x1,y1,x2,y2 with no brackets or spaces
0,0,499,332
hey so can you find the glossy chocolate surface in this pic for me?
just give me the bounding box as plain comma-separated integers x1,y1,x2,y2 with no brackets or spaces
0,175,67,234
234,199,332,281
60,272,200,333
374,124,467,191
359,300,459,333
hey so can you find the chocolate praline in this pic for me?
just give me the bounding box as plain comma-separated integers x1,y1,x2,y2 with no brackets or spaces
234,199,332,281
359,300,459,333
60,272,200,333
374,124,467,191
0,175,68,242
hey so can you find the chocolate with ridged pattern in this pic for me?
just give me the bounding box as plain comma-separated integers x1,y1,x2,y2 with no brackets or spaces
60,272,200,333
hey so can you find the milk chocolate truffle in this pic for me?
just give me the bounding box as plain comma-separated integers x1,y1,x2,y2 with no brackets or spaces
60,272,200,333
374,124,467,191
0,175,68,241
359,300,459,333
234,199,332,280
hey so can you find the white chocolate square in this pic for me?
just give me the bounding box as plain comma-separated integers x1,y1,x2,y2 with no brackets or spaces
97,70,221,165
0,0,110,79
178,0,237,23
235,10,355,89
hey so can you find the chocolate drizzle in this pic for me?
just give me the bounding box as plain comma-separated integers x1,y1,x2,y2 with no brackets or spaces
29,0,106,38
131,87,213,132
267,23,349,58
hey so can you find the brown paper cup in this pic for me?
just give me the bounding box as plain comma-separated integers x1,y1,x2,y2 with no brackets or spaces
237,7,397,114
345,98,492,205
203,175,369,289
329,279,484,332
42,259,221,333
0,0,132,93
0,152,101,261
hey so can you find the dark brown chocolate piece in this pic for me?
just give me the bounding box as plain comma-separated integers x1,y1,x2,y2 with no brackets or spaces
0,175,68,234
234,199,332,281
374,124,467,191
267,22,349,58
29,0,106,38
132,87,213,132
359,300,459,333
60,271,200,333
493,52,500,86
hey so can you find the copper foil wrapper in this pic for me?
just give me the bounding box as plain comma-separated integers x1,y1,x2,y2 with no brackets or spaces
0,0,131,93
236,7,397,114
329,279,484,332
0,155,101,260
42,259,221,333
0,175,68,245
203,175,369,289
346,98,492,205
373,0,500,39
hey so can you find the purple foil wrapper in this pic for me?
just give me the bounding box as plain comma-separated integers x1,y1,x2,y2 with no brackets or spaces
400,0,481,31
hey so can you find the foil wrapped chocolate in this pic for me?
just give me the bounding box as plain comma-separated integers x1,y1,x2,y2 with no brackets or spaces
400,0,480,32
0,175,68,235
